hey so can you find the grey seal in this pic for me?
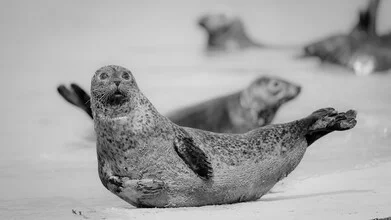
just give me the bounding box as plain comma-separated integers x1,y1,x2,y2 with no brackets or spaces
302,0,391,75
168,76,300,133
90,65,357,208
302,0,379,60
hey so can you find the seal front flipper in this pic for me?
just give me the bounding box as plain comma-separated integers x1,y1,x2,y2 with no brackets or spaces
57,83,93,119
107,176,165,207
174,128,213,180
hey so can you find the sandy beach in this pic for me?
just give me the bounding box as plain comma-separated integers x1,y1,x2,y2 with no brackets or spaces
1,0,391,219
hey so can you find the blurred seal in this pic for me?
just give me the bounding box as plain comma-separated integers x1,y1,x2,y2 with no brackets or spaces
301,0,391,75
168,76,301,133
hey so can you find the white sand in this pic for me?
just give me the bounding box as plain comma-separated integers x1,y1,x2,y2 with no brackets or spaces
1,0,391,219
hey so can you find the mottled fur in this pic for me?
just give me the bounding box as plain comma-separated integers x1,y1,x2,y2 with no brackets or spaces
91,65,357,208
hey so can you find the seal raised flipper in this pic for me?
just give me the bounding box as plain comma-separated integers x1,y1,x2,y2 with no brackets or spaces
57,85,82,107
350,0,379,37
57,83,93,118
303,108,357,146
337,0,380,38
174,128,213,180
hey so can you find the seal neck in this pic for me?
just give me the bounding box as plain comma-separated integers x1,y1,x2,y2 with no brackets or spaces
92,93,168,138
238,91,279,126
92,91,161,122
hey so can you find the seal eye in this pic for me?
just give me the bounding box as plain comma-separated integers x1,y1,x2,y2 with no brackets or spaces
270,81,281,88
99,72,109,80
122,72,130,80
268,80,283,96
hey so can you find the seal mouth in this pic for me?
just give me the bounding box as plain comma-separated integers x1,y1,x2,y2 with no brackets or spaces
279,86,302,104
292,86,301,98
198,19,207,28
113,90,124,98
107,90,127,106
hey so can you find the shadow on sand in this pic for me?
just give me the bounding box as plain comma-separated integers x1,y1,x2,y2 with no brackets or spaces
261,189,373,202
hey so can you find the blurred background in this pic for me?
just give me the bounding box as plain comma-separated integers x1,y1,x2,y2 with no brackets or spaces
0,0,390,219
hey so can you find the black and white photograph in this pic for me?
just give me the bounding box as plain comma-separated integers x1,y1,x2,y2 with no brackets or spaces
1,0,391,219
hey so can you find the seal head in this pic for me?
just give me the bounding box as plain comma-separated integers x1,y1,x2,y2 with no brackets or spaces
91,65,140,118
198,11,262,50
198,12,234,35
237,76,301,127
240,76,301,112
167,76,301,134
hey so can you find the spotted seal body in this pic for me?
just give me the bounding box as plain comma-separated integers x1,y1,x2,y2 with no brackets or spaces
90,65,357,208
168,76,300,133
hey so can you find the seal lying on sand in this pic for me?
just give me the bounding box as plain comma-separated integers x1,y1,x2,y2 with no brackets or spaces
302,0,379,60
168,76,300,133
91,65,357,208
340,0,391,75
342,0,391,75
302,0,391,75
57,76,300,133
198,12,262,50
304,34,391,75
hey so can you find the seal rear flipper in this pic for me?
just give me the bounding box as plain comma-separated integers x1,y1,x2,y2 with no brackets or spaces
57,85,80,107
57,84,93,119
174,129,213,180
350,0,380,37
70,83,93,118
305,108,357,146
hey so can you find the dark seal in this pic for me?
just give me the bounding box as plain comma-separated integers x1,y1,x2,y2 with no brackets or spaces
168,76,300,133
90,65,357,208
302,0,391,75
198,11,262,50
